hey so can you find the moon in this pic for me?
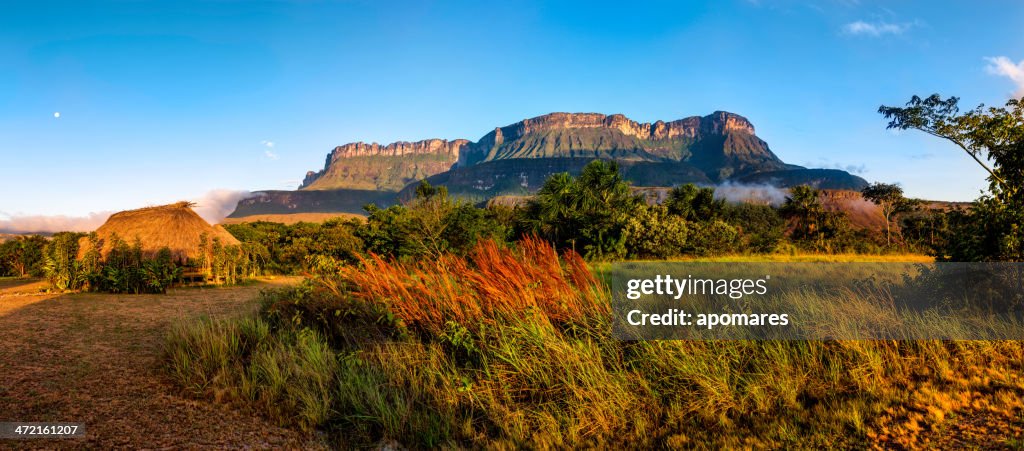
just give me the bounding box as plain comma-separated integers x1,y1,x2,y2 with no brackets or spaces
53,112,61,118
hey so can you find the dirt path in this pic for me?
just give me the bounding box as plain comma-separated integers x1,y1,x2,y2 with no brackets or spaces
0,278,327,449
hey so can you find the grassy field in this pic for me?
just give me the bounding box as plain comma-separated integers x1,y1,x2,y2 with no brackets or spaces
664,253,934,262
164,242,1024,448
220,212,365,225
0,277,326,449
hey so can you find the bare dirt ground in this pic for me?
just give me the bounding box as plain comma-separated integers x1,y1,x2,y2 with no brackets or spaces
0,278,53,316
0,277,327,450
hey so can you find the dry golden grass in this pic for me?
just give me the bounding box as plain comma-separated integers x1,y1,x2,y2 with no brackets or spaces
163,239,1024,448
220,212,365,225
591,253,935,277
667,253,936,263
0,277,54,315
79,201,239,261
339,238,603,336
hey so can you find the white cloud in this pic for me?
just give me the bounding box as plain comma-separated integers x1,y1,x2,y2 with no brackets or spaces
261,140,279,159
985,56,1024,98
842,20,912,37
190,189,256,224
713,182,788,206
0,190,258,233
0,211,111,234
806,159,867,174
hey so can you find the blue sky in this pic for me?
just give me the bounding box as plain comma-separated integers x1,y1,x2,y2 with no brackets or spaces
1,0,1022,227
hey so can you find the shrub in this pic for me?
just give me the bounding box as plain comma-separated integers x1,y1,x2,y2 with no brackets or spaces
687,220,740,256
223,219,363,274
56,234,185,294
723,203,785,253
140,248,183,294
358,182,507,260
623,205,690,259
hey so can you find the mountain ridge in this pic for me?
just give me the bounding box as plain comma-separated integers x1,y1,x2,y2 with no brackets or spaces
301,111,807,192
300,139,467,191
239,110,868,216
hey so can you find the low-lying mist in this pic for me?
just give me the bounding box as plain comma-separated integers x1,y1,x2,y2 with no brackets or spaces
0,189,255,234
711,182,789,206
0,211,112,235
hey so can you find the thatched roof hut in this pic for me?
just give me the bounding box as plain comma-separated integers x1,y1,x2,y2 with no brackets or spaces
79,202,240,261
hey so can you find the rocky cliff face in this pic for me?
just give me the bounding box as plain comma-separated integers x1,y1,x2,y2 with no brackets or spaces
230,189,397,216
477,111,754,145
300,139,468,191
323,139,468,160
733,169,869,191
229,111,875,218
457,111,763,167
301,111,786,193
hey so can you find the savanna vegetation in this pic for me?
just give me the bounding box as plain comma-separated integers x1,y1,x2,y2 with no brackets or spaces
161,94,1024,448
165,238,1024,448
20,231,268,293
219,94,1024,271
880,94,1024,261
3,99,1012,446
222,159,939,275
34,232,184,294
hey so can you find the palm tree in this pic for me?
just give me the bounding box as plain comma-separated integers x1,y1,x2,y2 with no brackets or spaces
781,185,825,245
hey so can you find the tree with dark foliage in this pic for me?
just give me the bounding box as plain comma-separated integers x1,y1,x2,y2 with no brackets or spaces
521,160,643,260
0,235,47,277
861,182,919,246
880,95,1023,261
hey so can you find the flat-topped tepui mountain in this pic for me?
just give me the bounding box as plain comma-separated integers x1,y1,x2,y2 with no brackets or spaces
301,139,467,191
228,111,868,218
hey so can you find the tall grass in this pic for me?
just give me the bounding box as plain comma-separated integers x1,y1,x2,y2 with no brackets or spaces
165,238,1024,448
335,238,605,336
165,317,336,431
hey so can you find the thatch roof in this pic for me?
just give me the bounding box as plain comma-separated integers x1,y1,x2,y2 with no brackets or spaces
79,202,240,261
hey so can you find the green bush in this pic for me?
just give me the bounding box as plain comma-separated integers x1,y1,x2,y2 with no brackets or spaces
42,233,185,294
723,203,785,253
140,248,183,294
223,219,362,274
358,181,508,259
687,220,740,256
623,205,690,259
